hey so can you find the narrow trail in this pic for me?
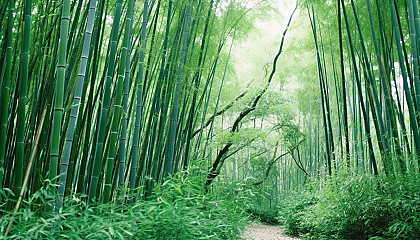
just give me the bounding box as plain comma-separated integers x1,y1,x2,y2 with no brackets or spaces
242,223,302,240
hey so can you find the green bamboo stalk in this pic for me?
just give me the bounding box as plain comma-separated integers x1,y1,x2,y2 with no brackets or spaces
75,0,107,195
308,9,332,175
29,3,62,192
329,34,343,163
340,0,378,175
103,0,134,203
14,0,32,197
145,0,173,189
0,1,9,30
200,54,221,162
0,0,14,188
394,3,418,120
337,0,350,168
138,1,162,191
317,22,336,172
57,0,98,210
168,1,194,175
350,0,398,173
202,34,235,164
88,0,123,203
47,0,71,212
141,1,160,104
409,0,420,112
166,0,193,175
408,0,420,112
118,0,136,201
389,0,420,164
129,0,149,204
366,0,398,164
62,0,86,99
183,0,214,169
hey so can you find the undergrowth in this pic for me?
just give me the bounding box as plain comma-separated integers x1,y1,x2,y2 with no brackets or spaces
246,207,279,225
277,173,420,240
0,172,250,239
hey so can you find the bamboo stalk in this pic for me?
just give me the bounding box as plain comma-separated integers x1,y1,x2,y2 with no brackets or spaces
4,108,46,237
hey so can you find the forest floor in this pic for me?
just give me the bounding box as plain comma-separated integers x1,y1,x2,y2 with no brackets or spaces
241,223,302,240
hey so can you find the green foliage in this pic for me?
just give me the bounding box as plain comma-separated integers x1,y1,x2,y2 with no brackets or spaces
0,171,250,239
246,208,279,225
278,174,420,240
244,183,284,226
213,128,267,146
251,91,291,118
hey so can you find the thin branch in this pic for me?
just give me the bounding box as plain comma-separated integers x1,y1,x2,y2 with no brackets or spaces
253,139,305,186
223,138,255,160
290,145,310,176
192,80,254,138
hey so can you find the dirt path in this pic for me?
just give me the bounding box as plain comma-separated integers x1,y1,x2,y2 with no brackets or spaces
241,223,302,240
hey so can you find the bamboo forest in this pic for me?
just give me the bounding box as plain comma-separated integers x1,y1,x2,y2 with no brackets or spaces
0,0,419,239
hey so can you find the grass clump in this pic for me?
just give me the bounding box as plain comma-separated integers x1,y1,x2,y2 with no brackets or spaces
0,172,250,239
277,173,420,240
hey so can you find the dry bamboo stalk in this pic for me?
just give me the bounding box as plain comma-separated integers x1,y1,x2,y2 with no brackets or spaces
5,108,47,236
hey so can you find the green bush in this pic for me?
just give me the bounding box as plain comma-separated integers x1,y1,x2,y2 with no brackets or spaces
246,207,279,225
279,174,420,240
0,172,250,239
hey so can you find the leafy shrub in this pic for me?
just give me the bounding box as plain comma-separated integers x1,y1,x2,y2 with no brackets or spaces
0,171,250,239
279,173,420,240
279,190,318,237
246,208,279,225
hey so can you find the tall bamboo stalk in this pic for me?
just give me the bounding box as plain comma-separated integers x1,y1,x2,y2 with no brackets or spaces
337,0,350,168
0,0,15,188
57,0,98,210
166,0,193,175
14,0,32,197
47,0,71,212
89,0,124,203
389,0,420,164
340,0,379,175
118,0,136,202
129,0,149,204
103,0,134,203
